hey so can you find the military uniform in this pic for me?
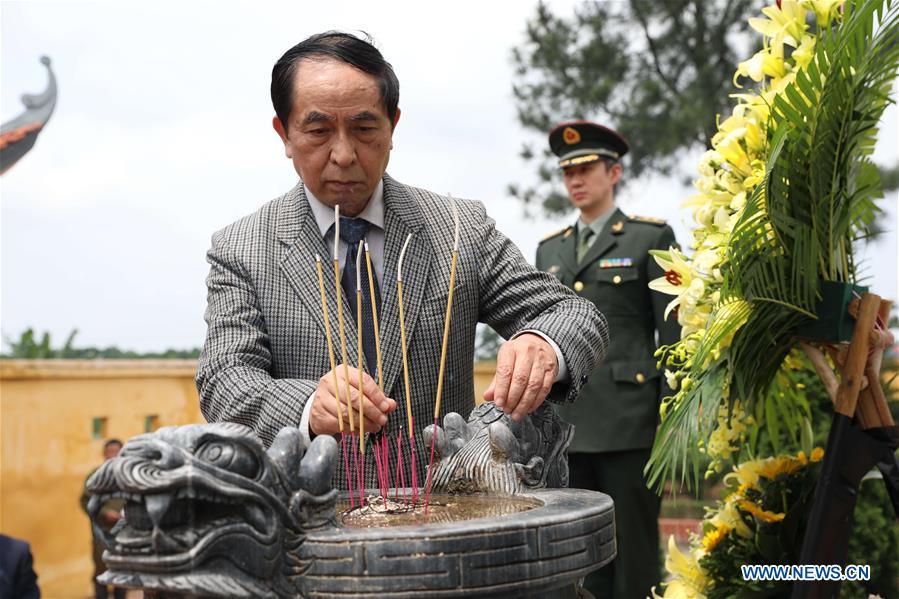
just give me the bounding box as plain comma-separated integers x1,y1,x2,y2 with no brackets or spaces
538,122,680,599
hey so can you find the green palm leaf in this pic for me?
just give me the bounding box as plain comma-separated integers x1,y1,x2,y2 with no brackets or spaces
648,0,899,492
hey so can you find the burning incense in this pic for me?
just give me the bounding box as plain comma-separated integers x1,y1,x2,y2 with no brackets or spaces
382,432,390,500
355,242,366,449
355,242,366,505
364,241,388,498
364,242,385,393
395,234,419,500
315,255,343,432
315,254,353,504
425,197,461,510
333,206,356,437
397,429,407,505
333,206,359,504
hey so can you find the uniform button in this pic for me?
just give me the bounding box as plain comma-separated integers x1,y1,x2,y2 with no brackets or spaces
635,372,646,383
574,281,584,292
613,275,622,284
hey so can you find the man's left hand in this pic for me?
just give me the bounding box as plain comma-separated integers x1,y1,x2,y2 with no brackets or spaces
483,333,558,421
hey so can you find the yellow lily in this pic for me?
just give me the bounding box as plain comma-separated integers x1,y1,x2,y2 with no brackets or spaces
736,46,788,84
791,34,817,69
660,536,708,598
714,128,752,176
749,0,808,48
802,0,844,24
710,498,754,538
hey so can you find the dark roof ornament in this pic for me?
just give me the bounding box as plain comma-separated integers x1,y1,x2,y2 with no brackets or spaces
1,56,57,175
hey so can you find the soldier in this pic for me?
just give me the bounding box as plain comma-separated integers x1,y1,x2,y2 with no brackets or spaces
536,121,680,598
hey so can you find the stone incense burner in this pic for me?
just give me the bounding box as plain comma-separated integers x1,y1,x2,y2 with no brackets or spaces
86,404,615,598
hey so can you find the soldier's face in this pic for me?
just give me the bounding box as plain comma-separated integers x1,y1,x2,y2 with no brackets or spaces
273,59,400,217
562,160,621,216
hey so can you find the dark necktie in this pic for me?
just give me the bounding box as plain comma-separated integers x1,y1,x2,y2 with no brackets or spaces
577,227,595,263
336,217,381,373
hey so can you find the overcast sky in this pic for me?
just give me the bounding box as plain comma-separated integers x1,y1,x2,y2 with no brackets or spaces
2,1,896,352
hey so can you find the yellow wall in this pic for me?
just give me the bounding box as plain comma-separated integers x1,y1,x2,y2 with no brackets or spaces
0,360,202,598
0,359,497,598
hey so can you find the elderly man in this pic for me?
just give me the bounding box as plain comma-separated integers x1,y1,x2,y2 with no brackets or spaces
197,32,608,488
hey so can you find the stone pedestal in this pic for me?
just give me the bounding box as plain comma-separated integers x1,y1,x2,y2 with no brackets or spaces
299,488,615,598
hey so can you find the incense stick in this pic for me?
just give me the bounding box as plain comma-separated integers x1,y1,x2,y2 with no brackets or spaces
364,241,389,499
425,197,461,511
395,234,419,500
364,242,384,393
355,242,366,505
333,206,359,504
315,254,353,504
333,206,356,437
315,255,343,433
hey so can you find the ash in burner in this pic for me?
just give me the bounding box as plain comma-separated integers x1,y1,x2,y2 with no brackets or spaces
338,493,543,528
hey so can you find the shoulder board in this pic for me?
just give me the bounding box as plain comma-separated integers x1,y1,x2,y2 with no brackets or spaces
539,227,572,244
628,215,667,226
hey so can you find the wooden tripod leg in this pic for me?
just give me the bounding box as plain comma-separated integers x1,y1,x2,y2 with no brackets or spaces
836,293,881,418
801,342,838,404
821,343,877,428
860,300,894,428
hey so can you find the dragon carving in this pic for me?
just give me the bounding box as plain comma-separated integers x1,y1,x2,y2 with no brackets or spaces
85,422,337,598
86,405,574,597
424,402,574,495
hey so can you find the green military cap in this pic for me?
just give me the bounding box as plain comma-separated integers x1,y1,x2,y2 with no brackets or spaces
548,121,629,168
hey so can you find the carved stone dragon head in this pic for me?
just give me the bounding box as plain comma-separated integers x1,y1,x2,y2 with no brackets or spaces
85,423,337,598
423,402,574,495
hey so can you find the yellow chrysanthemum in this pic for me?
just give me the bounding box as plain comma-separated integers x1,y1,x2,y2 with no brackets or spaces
738,499,786,523
701,524,731,552
757,455,804,479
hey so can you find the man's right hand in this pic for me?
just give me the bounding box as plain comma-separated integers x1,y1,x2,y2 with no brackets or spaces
309,365,397,436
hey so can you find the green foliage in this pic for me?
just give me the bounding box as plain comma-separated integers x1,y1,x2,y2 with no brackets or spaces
509,0,758,215
1,328,201,359
474,325,503,361
844,477,899,598
723,0,899,400
748,362,814,457
701,464,819,598
648,0,899,492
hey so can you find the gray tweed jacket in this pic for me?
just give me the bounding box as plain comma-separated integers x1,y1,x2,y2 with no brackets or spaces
196,174,609,487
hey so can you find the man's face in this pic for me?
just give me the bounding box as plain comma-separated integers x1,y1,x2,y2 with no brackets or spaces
273,58,400,216
562,160,621,216
104,442,122,461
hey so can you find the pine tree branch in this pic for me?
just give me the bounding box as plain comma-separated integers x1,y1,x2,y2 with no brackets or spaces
629,0,685,100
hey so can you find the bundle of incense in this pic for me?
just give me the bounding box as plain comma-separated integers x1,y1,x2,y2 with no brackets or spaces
314,254,354,506
395,234,418,501
332,206,359,503
425,197,461,512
